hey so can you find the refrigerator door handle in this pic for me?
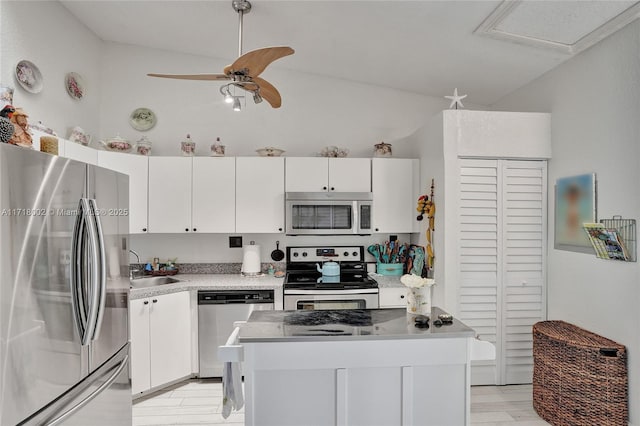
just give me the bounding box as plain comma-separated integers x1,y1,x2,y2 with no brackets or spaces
82,198,102,345
88,199,107,341
44,354,129,426
71,198,89,344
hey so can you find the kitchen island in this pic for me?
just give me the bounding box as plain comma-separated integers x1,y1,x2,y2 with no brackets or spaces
231,307,494,426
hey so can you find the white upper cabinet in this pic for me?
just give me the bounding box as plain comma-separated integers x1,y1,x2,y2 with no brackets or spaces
285,158,371,192
328,158,371,192
192,157,235,233
236,157,285,233
62,140,98,165
97,151,149,234
372,158,419,233
285,158,327,192
148,157,192,233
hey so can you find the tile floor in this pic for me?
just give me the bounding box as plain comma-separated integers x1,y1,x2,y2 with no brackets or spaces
133,380,550,426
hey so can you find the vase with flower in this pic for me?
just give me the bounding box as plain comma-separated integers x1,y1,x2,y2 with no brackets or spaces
400,274,435,315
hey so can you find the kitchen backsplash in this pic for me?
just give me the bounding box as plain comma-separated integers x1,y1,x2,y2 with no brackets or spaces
129,233,416,265
130,262,286,275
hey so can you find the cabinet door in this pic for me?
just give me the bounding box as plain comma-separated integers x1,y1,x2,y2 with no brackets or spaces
97,151,149,234
129,298,151,395
148,157,192,233
149,292,192,388
329,158,371,192
285,157,328,192
236,157,285,233
379,286,407,308
62,140,98,165
192,157,235,232
372,158,419,233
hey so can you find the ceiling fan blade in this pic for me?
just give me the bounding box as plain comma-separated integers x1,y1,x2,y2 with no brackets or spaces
252,77,282,108
224,46,294,78
147,73,230,81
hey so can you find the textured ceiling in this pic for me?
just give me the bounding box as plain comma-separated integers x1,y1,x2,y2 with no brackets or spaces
60,0,640,105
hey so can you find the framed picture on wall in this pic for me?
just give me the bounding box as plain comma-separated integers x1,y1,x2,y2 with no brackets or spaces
554,173,597,253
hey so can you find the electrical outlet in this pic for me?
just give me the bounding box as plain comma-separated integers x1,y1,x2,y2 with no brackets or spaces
390,235,398,242
229,236,243,248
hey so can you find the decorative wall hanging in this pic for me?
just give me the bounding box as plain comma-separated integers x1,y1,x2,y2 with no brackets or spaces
15,60,43,94
554,173,596,253
129,107,156,131
65,72,85,100
0,86,14,108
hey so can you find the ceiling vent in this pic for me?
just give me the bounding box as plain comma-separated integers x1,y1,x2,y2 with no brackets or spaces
475,0,640,54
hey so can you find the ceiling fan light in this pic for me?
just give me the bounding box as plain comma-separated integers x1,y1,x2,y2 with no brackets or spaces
232,97,242,112
253,92,263,104
224,93,234,104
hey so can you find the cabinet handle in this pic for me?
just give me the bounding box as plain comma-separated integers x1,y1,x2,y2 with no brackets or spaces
193,228,197,232
375,228,379,232
323,186,327,190
185,228,189,232
142,228,147,232
278,227,283,232
152,299,158,303
143,300,149,305
330,187,335,191
400,295,405,299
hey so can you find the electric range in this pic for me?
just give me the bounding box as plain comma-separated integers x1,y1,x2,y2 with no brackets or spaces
283,246,379,310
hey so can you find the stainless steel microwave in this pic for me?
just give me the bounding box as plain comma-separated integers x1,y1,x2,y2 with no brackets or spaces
285,192,372,235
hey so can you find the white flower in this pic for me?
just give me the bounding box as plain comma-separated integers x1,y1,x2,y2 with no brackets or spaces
400,274,435,288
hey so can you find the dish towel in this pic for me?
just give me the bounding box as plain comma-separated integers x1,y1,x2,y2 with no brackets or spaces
221,361,244,418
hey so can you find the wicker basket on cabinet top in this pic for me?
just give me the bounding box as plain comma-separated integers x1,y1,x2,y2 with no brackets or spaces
532,320,628,426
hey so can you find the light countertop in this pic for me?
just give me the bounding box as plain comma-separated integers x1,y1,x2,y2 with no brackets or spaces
238,306,475,343
128,273,284,300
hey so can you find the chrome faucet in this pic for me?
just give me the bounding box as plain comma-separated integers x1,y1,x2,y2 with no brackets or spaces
129,249,142,280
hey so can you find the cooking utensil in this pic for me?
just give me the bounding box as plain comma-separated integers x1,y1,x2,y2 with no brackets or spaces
367,244,381,263
270,241,284,261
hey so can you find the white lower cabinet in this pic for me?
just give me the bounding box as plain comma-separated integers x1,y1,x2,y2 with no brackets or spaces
130,291,192,395
378,286,407,308
243,338,470,425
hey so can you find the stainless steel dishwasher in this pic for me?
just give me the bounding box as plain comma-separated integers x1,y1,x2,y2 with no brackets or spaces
197,289,274,377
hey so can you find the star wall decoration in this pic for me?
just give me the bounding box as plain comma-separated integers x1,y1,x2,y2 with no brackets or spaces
444,88,467,109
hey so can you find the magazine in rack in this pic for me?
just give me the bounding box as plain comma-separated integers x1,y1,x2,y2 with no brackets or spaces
583,223,629,261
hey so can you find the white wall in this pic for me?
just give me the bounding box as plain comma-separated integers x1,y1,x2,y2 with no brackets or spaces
493,20,640,425
98,42,451,158
0,1,103,139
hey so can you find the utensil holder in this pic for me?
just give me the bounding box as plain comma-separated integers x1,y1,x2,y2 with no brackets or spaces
377,262,403,276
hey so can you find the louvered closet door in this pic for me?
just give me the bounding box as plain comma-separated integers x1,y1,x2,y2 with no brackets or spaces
457,159,546,385
501,160,547,384
458,159,501,385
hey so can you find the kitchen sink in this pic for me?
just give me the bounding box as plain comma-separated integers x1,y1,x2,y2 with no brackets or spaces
130,276,181,288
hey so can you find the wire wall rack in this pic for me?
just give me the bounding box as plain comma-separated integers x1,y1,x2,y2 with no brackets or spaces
600,216,636,262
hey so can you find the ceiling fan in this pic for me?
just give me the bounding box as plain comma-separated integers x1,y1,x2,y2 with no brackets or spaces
147,0,294,109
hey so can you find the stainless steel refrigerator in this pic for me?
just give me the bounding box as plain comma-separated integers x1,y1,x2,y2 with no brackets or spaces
0,143,131,425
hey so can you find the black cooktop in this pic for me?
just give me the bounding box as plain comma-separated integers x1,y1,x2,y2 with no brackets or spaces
284,271,378,290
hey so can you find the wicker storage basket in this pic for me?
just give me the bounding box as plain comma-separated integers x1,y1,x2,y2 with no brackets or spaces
532,321,628,426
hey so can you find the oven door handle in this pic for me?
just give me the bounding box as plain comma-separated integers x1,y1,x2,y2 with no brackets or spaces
283,288,379,295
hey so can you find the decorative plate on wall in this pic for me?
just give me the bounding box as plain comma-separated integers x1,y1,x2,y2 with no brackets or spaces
15,60,43,94
129,107,157,131
65,72,85,100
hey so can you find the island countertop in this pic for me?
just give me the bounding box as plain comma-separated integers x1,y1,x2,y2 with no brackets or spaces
238,306,476,343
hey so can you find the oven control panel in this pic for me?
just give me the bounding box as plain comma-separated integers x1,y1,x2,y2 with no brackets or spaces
287,246,363,262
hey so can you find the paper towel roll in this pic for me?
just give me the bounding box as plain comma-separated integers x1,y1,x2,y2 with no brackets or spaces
108,246,121,278
241,244,261,276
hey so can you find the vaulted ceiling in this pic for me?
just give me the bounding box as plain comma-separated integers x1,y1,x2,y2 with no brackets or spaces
61,0,640,105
